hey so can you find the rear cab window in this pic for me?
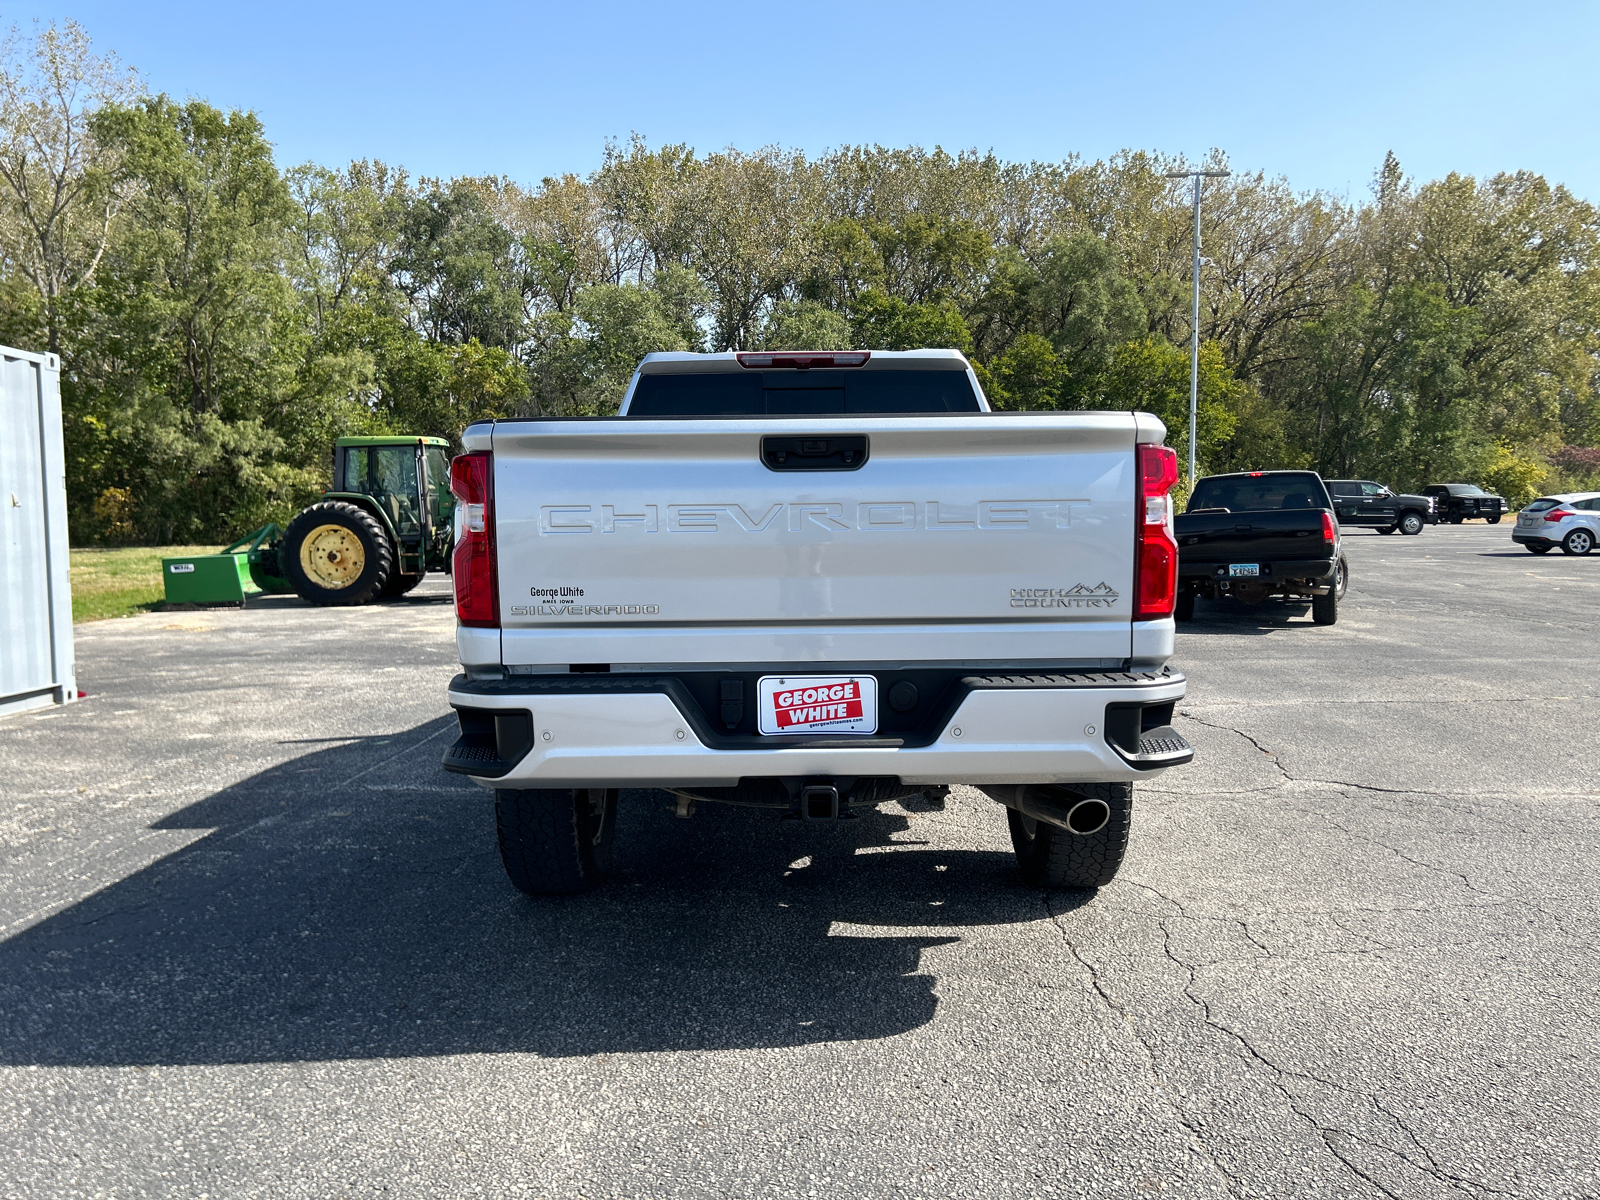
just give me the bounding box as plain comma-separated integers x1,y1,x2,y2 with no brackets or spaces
1187,473,1332,513
626,369,983,417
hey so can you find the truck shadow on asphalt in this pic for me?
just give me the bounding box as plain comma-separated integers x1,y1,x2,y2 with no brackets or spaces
0,718,1070,1067
1175,601,1319,635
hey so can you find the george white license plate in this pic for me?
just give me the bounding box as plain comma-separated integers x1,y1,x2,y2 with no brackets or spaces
1229,564,1260,577
758,675,878,735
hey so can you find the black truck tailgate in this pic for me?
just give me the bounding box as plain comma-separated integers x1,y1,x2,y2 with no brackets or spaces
1177,510,1329,562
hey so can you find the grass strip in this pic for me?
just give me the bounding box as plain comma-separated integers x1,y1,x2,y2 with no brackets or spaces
70,546,223,623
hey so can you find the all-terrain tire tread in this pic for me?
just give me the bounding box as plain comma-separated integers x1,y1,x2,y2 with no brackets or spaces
495,788,614,896
1008,782,1132,890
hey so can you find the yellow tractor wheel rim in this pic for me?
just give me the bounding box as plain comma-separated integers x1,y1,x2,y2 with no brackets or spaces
299,523,366,589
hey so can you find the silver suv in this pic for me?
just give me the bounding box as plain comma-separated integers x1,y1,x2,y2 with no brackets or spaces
1513,493,1600,555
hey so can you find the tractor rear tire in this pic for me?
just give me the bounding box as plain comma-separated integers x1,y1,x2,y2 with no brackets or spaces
495,788,618,895
282,501,393,606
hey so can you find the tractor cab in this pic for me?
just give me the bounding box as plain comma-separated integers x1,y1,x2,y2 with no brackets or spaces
331,437,455,577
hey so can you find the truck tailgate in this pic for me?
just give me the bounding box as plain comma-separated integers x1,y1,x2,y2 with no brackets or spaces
1176,510,1327,562
487,414,1143,666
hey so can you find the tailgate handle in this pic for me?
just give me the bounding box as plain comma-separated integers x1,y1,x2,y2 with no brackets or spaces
762,435,869,471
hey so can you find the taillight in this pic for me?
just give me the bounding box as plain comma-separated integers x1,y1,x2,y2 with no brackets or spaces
735,351,870,369
1321,511,1337,543
1544,509,1574,523
1135,443,1180,620
450,451,497,627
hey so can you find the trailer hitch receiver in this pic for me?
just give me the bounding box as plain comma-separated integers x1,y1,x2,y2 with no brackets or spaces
800,785,840,820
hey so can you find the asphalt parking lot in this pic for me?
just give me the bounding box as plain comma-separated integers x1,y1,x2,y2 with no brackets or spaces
2,523,1596,1199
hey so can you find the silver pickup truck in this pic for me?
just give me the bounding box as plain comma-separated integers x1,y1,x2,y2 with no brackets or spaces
442,349,1193,895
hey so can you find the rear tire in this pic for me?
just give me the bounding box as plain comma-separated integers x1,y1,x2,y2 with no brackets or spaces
1486,513,1502,525
1312,558,1343,625
1007,783,1131,889
1399,512,1424,535
1562,529,1594,556
1378,524,1397,534
495,787,618,895
379,570,425,598
1450,515,1464,524
282,501,393,606
1174,591,1195,622
1312,591,1338,625
1526,544,1553,555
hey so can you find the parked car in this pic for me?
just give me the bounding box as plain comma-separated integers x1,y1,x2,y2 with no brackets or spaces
1512,493,1600,555
1326,479,1436,535
1423,483,1506,523
1175,470,1348,625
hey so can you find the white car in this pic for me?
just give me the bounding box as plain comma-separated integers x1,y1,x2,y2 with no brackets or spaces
1512,493,1600,555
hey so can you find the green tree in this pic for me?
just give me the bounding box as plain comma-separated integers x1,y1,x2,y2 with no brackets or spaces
0,20,139,354
760,298,850,350
71,96,305,540
1281,281,1477,488
391,178,529,349
530,279,692,415
979,334,1065,410
849,290,972,353
1098,338,1297,477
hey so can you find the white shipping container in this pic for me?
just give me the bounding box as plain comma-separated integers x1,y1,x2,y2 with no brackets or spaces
0,345,75,716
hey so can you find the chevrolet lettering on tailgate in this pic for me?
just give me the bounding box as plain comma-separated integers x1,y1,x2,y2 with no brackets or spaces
538,500,1089,534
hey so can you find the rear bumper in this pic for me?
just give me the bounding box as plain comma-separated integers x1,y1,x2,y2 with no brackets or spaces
1179,557,1337,585
1512,530,1555,546
443,669,1189,789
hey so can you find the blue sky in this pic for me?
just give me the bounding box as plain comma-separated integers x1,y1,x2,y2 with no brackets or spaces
25,0,1600,201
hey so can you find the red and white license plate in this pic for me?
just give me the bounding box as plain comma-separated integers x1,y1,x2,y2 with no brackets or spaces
758,675,878,735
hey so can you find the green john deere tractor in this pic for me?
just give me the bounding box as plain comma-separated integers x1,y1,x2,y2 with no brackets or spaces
277,436,456,606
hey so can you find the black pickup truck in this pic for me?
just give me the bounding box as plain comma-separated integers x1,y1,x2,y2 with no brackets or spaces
1423,483,1506,524
1175,470,1349,626
1326,479,1436,535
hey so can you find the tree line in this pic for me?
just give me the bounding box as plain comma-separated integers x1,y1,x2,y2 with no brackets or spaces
3,22,1597,543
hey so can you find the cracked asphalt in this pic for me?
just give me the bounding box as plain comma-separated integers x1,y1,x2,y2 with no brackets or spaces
1,522,1596,1199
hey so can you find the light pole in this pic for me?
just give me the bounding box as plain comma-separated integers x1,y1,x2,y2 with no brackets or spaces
1164,167,1230,488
